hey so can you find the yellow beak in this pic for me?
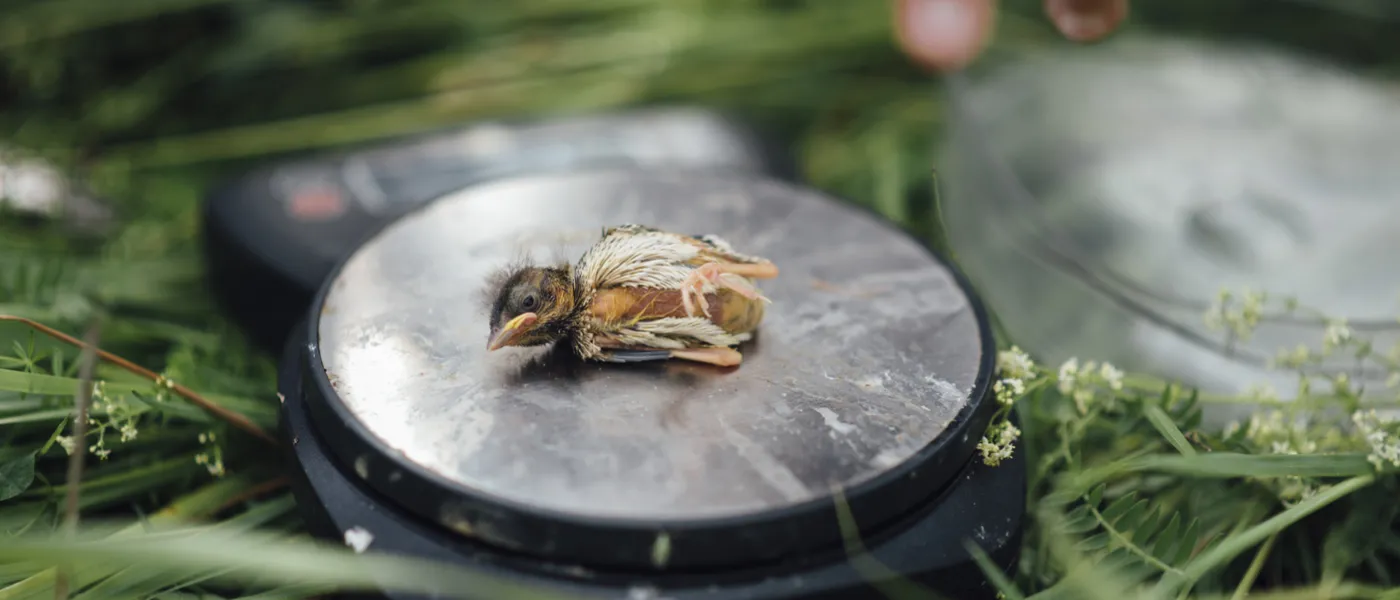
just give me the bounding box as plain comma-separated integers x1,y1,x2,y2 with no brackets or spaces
487,312,538,351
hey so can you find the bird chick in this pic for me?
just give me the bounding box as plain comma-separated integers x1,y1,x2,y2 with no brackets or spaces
485,224,778,367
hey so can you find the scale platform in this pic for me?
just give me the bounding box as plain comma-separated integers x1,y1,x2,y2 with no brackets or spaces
276,168,1025,599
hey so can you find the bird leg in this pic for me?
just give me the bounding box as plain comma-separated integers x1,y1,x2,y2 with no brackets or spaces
681,261,778,318
670,347,743,367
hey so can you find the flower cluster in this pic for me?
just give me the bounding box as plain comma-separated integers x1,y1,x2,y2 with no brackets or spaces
978,420,1021,467
195,429,226,477
976,346,1039,466
1232,410,1321,456
1203,288,1267,342
1352,409,1400,471
1055,357,1124,414
53,380,143,461
993,346,1034,405
1228,409,1330,502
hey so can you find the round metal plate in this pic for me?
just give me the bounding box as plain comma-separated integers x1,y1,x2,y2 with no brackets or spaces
303,168,994,569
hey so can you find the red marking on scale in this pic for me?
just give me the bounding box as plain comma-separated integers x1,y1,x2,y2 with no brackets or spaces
288,186,346,221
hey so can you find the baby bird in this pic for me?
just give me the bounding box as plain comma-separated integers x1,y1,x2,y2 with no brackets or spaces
485,224,779,367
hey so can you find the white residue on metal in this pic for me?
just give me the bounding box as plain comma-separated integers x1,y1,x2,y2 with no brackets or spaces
813,407,855,435
923,375,966,410
870,447,906,469
717,418,810,501
343,526,374,553
855,372,887,390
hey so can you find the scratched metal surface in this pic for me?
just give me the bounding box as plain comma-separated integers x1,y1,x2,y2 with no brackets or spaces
316,168,985,521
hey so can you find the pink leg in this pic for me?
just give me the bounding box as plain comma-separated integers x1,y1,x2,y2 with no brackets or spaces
681,263,770,318
670,347,743,367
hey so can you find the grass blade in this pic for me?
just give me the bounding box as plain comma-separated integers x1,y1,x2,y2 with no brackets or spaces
1153,474,1377,599
0,527,571,600
1144,404,1196,456
965,540,1025,600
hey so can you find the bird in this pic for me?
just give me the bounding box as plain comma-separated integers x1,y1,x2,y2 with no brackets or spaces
484,224,778,367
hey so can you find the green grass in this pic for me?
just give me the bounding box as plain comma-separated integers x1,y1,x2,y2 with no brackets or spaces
1,0,1399,599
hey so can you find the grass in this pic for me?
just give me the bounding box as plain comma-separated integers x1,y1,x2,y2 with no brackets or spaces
1,0,1399,599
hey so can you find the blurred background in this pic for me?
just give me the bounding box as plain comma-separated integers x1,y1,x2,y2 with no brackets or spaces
3,0,1400,597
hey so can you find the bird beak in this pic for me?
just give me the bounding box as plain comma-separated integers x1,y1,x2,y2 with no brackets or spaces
487,312,538,351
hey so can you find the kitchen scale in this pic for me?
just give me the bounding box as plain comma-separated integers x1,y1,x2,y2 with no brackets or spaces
273,167,1024,600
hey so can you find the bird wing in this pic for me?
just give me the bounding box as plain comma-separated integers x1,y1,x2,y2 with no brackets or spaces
575,224,770,291
574,224,700,291
683,233,771,266
576,316,749,362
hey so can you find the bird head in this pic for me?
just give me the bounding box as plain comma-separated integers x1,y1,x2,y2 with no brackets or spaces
485,265,576,351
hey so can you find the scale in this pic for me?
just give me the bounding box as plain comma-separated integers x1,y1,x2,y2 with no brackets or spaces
273,167,1024,599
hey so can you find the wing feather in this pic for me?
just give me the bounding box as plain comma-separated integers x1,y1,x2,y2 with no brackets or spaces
574,225,698,291
611,317,747,349
575,224,771,291
685,233,769,265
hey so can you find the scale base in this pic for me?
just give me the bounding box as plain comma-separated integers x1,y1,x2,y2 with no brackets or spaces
278,335,1025,600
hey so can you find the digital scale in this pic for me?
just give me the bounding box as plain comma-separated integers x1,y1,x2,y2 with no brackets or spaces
203,107,1024,600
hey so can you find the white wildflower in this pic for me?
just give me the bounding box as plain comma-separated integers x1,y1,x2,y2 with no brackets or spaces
1274,344,1312,369
119,422,138,443
55,436,75,455
1245,383,1279,403
1204,288,1265,341
1352,410,1400,470
1057,358,1079,395
1323,319,1352,352
993,378,1025,406
1073,388,1094,415
999,422,1021,444
978,421,1021,467
1098,362,1124,391
1203,289,1231,332
1234,289,1266,340
977,437,1000,465
996,346,1035,380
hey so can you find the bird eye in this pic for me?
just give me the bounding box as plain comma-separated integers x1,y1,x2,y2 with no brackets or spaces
521,294,537,310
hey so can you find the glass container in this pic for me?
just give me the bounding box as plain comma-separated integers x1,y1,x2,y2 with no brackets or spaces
937,0,1400,419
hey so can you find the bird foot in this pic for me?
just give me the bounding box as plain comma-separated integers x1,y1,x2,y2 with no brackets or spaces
670,347,743,367
681,262,772,318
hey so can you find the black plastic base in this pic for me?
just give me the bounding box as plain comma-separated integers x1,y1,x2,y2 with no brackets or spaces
276,334,1027,600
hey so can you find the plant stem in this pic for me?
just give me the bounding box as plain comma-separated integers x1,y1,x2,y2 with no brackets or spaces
1230,532,1278,600
1086,503,1182,575
52,319,100,600
0,315,275,445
